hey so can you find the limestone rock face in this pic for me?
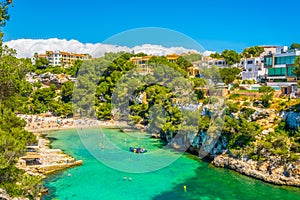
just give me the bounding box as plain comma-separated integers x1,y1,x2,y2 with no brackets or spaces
281,111,300,130
213,155,300,187
57,74,70,84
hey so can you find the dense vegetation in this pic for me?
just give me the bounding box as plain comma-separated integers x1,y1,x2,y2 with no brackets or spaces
0,1,43,198
292,56,300,79
72,52,202,142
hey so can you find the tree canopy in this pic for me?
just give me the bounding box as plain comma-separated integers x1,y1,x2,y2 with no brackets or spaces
210,52,222,59
219,67,241,85
0,0,11,53
221,49,241,66
0,1,44,198
241,46,264,58
210,50,241,66
292,56,300,79
290,43,300,50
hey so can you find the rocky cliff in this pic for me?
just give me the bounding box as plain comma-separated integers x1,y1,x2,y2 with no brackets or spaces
213,155,300,187
281,111,300,130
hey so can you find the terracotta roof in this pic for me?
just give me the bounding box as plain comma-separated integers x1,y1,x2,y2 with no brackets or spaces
166,54,179,60
130,56,152,61
60,51,70,56
38,54,47,58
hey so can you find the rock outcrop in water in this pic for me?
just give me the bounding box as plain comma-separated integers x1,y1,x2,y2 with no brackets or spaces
213,155,300,187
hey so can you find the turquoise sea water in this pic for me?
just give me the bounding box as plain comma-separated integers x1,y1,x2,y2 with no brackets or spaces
42,129,300,200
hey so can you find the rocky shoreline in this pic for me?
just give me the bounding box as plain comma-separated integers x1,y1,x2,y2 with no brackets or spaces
17,135,82,177
0,135,82,200
212,155,300,187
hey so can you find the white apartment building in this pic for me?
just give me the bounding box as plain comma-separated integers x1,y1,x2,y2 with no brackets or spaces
241,57,265,81
34,50,90,67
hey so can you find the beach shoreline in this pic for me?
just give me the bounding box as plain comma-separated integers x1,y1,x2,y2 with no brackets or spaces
19,114,130,134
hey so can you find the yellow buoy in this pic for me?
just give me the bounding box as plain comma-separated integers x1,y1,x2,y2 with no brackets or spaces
183,185,187,191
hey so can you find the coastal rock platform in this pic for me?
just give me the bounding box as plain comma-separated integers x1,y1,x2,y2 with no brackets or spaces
17,137,82,177
213,155,300,187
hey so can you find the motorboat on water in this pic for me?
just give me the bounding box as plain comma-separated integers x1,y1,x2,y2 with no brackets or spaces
129,147,147,153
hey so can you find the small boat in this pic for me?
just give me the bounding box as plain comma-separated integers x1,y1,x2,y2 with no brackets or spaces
129,147,147,153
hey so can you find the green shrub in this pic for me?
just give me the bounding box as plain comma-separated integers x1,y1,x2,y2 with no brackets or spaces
262,141,273,149
240,107,255,118
203,98,209,105
228,102,239,113
289,153,300,162
251,155,264,161
210,97,219,104
242,79,255,84
229,93,240,99
243,102,250,106
290,142,300,153
129,115,142,125
251,155,259,161
230,83,239,90
253,101,259,107
33,81,42,88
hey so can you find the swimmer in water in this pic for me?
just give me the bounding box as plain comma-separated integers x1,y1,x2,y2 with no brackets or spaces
123,176,127,180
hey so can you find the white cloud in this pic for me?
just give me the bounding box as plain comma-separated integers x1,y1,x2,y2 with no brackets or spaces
202,50,215,56
3,38,208,58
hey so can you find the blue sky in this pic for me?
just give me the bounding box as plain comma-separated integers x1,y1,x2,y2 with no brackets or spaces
2,0,300,52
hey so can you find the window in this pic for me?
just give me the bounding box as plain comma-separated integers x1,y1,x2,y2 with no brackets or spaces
247,60,253,64
268,67,285,76
265,57,272,66
275,56,296,65
287,66,296,77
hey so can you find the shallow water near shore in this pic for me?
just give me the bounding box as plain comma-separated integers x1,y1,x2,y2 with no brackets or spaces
42,128,300,200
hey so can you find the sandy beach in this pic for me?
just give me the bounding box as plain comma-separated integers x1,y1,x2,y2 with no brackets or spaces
18,114,130,133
